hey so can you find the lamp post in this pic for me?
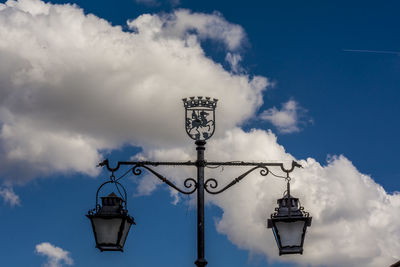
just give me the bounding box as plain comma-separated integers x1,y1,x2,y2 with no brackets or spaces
87,96,312,266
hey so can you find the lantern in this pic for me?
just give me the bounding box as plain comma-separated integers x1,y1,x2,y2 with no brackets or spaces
87,192,135,252
267,189,312,255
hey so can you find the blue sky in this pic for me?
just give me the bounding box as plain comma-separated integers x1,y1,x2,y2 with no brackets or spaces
0,0,399,266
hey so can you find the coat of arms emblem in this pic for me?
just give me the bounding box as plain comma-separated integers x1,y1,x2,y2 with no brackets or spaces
183,97,218,141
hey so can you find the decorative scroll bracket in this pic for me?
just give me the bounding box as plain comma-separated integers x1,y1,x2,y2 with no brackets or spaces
97,160,302,196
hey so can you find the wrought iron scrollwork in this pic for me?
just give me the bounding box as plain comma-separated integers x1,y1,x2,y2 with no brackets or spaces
131,164,198,195
132,165,142,176
260,167,269,176
184,178,197,191
299,206,310,217
204,166,270,194
98,159,302,196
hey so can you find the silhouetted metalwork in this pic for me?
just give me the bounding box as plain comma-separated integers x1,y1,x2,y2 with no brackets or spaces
87,179,135,252
267,181,312,255
183,96,217,141
89,96,311,267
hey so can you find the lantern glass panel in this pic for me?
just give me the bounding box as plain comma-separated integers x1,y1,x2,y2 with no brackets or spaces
119,219,132,247
275,221,305,247
93,217,123,245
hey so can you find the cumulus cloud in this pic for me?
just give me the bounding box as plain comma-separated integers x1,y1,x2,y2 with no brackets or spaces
0,186,20,206
138,128,400,267
35,242,73,267
0,0,267,183
225,52,243,73
1,1,400,266
128,9,246,51
260,99,309,133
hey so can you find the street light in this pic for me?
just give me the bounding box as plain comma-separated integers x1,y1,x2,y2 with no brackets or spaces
267,181,312,255
87,96,312,266
87,180,135,252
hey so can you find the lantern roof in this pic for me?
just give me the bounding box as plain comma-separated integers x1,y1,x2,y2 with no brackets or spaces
273,193,304,218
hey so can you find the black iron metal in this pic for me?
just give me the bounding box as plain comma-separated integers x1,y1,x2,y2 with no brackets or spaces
92,180,128,212
91,97,309,265
183,96,217,141
204,165,270,194
131,164,197,195
195,140,207,267
98,159,301,174
87,180,135,252
98,159,196,173
267,181,312,255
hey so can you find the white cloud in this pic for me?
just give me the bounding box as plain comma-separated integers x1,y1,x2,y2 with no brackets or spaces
260,99,309,133
128,9,246,51
35,242,73,267
0,186,20,206
138,128,400,267
225,52,243,73
0,0,267,183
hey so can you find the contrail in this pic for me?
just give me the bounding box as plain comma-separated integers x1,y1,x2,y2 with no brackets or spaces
343,49,400,55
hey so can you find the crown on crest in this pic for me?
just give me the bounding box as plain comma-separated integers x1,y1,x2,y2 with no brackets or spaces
182,96,218,109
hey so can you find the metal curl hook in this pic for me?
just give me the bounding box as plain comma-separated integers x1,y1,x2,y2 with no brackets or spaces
132,165,142,176
260,166,269,176
280,160,302,173
204,178,218,190
184,178,198,190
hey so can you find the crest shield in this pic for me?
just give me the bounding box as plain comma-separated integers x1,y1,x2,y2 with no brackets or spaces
183,97,218,141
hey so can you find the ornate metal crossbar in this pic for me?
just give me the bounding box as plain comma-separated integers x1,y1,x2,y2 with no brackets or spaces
98,159,301,195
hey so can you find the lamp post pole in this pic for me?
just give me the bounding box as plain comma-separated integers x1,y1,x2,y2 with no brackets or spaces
195,140,207,267
88,96,312,265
